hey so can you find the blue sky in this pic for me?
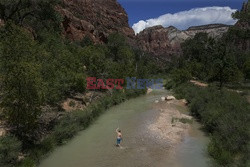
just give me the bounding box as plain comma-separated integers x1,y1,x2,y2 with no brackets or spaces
118,0,245,33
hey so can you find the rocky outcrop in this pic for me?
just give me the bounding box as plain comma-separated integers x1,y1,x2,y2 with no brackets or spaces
234,1,250,51
136,24,230,57
56,0,135,42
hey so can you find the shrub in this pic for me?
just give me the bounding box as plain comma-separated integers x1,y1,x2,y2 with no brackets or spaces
28,136,56,163
74,110,93,128
90,103,103,118
173,84,250,166
171,68,192,86
39,136,56,154
100,96,113,109
53,116,80,145
164,79,176,90
178,118,193,124
0,135,22,167
208,136,233,165
18,157,36,167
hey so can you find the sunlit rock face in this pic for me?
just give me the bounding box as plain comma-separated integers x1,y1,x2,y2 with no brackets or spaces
56,0,248,57
136,24,230,58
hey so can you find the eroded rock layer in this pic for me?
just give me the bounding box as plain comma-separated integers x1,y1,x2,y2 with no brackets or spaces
136,24,230,57
57,0,135,42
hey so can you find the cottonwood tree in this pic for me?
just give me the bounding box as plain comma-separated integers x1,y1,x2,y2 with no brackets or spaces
209,42,243,88
0,0,61,32
0,23,44,144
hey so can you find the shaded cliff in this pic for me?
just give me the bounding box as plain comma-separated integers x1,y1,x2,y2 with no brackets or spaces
57,0,135,42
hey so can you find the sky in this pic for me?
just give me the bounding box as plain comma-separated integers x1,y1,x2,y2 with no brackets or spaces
118,0,245,33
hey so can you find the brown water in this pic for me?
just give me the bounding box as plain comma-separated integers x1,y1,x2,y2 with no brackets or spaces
39,90,212,167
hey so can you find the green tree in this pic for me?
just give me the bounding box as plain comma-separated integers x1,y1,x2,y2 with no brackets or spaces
180,32,245,85
0,24,44,144
107,33,127,62
0,0,62,33
0,135,22,167
232,0,250,22
209,43,243,87
81,45,107,78
181,33,216,80
243,56,250,79
80,35,94,47
39,32,87,103
171,68,192,86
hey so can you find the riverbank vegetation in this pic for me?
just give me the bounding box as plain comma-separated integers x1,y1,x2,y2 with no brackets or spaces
0,1,160,166
173,84,249,166
165,3,250,166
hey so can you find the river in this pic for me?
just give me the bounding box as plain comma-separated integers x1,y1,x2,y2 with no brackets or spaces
39,89,212,167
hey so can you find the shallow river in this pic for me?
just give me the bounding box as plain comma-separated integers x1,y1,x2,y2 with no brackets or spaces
39,90,212,167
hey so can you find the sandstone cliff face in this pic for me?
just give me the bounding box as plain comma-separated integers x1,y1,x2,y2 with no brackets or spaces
57,0,135,42
136,24,230,57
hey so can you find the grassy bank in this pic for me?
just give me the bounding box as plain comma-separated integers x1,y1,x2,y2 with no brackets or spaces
172,83,250,166
0,89,145,167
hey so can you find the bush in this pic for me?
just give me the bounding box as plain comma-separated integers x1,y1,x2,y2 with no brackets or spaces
0,135,22,167
111,92,126,105
164,79,176,90
173,84,250,166
18,157,36,167
208,136,233,165
39,136,56,154
171,68,192,86
74,110,93,128
53,116,80,145
100,96,113,109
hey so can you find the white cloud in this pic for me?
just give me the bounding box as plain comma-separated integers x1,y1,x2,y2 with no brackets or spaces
132,7,237,34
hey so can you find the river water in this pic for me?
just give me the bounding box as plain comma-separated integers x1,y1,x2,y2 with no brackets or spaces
39,90,212,167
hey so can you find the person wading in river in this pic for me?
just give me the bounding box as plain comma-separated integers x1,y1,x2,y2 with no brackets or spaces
116,128,122,147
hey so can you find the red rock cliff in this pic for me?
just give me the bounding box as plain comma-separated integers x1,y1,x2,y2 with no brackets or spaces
136,24,230,58
57,0,135,42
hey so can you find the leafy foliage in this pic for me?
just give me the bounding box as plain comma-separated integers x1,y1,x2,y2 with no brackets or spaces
232,0,250,22
38,32,87,104
0,0,62,33
174,84,250,166
0,23,44,144
0,135,22,167
173,32,247,88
